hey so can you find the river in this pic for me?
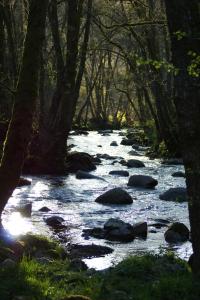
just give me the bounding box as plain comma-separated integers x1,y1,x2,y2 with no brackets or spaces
2,130,192,269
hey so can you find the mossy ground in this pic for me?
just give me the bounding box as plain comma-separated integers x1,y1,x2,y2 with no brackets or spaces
0,235,200,300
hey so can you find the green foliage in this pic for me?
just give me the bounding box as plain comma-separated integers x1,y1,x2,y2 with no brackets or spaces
20,234,66,260
187,51,200,78
173,30,187,41
0,249,199,300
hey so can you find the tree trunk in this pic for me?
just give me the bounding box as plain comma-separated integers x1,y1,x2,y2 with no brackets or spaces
0,0,48,217
37,0,83,174
164,0,200,273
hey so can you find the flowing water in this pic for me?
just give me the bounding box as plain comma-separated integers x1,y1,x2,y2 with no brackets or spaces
2,130,192,269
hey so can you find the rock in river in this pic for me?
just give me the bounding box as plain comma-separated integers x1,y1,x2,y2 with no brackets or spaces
95,188,133,204
164,222,189,243
171,171,185,178
67,244,113,259
128,175,158,188
83,219,147,242
66,152,96,172
110,141,118,146
45,216,66,230
109,170,129,177
121,138,135,146
126,159,145,168
76,170,103,180
159,187,187,202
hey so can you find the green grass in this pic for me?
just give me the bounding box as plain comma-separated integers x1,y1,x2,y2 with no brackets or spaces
0,235,200,300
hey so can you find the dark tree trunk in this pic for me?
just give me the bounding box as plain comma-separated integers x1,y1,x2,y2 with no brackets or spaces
0,0,48,217
36,0,84,174
164,0,200,273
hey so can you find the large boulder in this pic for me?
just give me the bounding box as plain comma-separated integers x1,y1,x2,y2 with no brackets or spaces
76,170,103,180
67,244,113,259
83,219,147,242
126,159,145,168
109,170,129,177
95,188,133,204
132,222,148,237
104,218,134,242
164,222,189,243
128,175,158,188
66,152,96,173
159,187,187,202
121,138,135,146
45,216,66,230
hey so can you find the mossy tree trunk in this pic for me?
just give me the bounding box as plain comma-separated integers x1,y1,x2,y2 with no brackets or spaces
0,0,48,217
164,0,200,273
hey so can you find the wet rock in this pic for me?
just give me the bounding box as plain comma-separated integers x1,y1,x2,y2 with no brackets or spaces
45,216,65,228
66,152,96,173
96,153,119,160
18,178,31,187
83,219,147,242
69,259,88,271
172,171,185,178
82,228,106,240
18,203,32,217
128,150,141,156
104,218,130,231
126,159,145,168
109,170,129,177
161,159,183,165
39,206,51,212
121,138,135,146
128,175,158,188
132,222,148,237
76,170,103,180
110,141,118,146
159,187,187,202
164,222,189,243
132,144,140,150
95,188,133,205
119,159,127,166
68,244,113,259
104,218,134,242
98,129,113,134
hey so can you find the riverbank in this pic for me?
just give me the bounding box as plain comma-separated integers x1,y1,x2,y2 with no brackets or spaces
0,234,199,300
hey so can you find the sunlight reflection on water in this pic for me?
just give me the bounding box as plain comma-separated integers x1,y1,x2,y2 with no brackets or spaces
3,212,33,236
